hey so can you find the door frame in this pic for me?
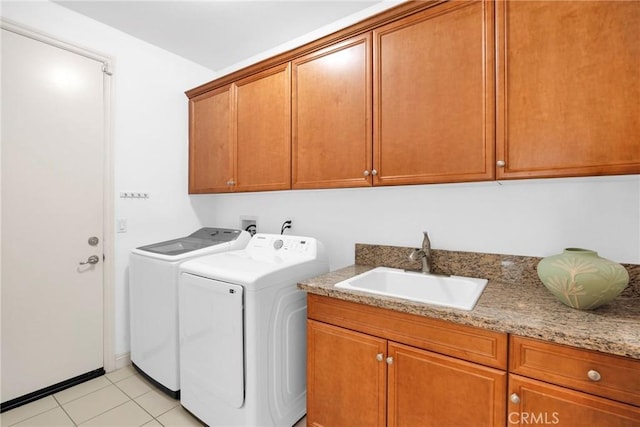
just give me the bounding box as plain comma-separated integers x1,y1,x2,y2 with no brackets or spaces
1,19,116,373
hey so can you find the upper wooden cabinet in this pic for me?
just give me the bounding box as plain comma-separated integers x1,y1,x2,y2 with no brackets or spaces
292,34,372,189
188,0,640,193
373,0,495,185
235,63,291,192
496,0,640,179
189,85,234,194
188,63,291,193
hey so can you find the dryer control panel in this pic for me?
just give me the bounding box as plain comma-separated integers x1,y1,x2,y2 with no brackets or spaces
246,234,320,258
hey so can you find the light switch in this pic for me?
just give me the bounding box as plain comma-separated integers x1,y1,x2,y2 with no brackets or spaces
117,218,127,233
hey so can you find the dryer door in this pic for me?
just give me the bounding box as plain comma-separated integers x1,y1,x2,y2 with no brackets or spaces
179,273,244,409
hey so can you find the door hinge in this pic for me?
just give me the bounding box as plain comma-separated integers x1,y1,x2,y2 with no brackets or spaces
102,64,112,76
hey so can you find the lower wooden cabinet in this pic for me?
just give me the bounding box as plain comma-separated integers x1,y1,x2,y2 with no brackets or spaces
510,336,640,407
508,375,640,427
387,342,506,427
307,320,386,427
508,336,640,426
306,295,640,426
306,296,507,427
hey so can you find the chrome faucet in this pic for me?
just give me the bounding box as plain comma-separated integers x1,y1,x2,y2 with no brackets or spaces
409,231,432,274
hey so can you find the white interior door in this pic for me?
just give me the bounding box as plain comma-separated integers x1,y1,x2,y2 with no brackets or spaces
1,28,105,403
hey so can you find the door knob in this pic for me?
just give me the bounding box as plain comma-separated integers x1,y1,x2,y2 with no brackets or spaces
80,255,100,265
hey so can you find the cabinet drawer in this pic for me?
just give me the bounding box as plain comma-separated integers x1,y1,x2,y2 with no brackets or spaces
509,374,640,426
307,294,507,369
510,336,640,406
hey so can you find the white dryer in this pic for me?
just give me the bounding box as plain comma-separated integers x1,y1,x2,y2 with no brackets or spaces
179,233,328,427
129,227,250,398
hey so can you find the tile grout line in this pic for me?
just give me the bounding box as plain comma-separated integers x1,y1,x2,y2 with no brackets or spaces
57,375,128,426
2,367,192,427
74,373,150,427
76,400,142,427
52,394,78,427
103,373,175,426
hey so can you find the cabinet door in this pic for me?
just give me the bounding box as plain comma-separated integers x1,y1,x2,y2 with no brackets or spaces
292,34,372,189
373,1,495,186
235,63,291,192
388,342,506,427
307,320,386,427
496,1,640,179
509,375,640,427
189,85,234,193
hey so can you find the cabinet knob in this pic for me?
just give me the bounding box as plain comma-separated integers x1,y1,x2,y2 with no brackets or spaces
587,370,602,382
226,179,235,186
510,393,521,404
376,353,384,362
496,160,506,168
386,356,393,365
364,170,370,177
371,169,378,176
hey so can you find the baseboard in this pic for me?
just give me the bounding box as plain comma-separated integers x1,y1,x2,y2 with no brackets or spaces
114,352,131,371
1,368,104,413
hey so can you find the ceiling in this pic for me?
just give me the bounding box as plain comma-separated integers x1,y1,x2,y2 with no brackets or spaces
54,1,383,72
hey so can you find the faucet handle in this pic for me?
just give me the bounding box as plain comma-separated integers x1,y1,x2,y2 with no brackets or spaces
409,249,425,261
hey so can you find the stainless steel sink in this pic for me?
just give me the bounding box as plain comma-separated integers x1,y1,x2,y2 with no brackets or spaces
334,267,488,310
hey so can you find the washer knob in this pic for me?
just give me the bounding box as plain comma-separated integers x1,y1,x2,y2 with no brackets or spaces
273,239,284,250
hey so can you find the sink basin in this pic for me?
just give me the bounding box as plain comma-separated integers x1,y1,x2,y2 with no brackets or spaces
334,267,488,310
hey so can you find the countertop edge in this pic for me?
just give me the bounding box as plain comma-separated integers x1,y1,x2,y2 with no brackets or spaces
298,265,640,360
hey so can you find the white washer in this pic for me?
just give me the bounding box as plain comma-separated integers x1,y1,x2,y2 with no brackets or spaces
129,227,250,398
179,233,328,427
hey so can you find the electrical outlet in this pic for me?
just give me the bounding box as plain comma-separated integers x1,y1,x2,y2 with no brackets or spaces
281,219,293,234
240,216,258,236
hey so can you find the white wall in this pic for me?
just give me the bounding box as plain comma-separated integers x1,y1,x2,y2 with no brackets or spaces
1,1,215,357
191,176,640,269
3,0,639,365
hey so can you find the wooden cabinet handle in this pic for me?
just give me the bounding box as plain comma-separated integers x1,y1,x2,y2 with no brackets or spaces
587,370,602,382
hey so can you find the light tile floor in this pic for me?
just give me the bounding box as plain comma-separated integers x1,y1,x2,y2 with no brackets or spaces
1,365,307,427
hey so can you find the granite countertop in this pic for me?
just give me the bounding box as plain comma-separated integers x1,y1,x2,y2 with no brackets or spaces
298,245,640,360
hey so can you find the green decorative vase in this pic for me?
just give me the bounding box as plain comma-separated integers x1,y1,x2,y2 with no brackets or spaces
537,248,629,310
